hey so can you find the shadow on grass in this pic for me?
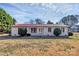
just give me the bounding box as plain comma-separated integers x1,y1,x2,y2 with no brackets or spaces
0,35,69,40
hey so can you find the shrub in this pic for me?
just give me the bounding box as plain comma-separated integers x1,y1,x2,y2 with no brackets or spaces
27,33,31,36
68,32,73,36
53,28,61,36
0,29,3,32
18,28,27,36
8,30,11,36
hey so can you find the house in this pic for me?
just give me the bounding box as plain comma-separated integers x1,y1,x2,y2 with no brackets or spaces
11,24,68,36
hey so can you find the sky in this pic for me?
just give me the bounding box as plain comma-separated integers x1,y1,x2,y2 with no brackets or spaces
0,3,79,24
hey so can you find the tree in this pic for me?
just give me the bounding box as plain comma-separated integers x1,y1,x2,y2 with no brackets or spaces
0,8,16,33
59,15,78,28
13,18,16,24
68,32,73,36
53,28,61,36
56,22,58,24
47,20,53,24
75,15,79,20
18,28,27,36
35,18,44,24
29,19,34,24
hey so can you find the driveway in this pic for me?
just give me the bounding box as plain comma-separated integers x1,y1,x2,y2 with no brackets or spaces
0,34,19,40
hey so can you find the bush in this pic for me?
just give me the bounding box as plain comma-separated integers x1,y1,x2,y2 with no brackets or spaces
8,30,11,36
53,28,61,36
68,32,73,36
0,29,3,32
18,28,27,36
27,33,31,36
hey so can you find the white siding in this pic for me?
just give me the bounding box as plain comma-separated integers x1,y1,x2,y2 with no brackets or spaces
27,27,31,33
11,27,19,36
11,25,68,36
30,27,44,36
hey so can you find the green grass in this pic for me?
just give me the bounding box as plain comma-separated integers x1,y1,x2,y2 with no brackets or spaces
0,33,78,56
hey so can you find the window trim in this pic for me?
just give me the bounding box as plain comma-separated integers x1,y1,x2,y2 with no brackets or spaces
48,27,52,32
31,28,37,33
39,28,43,33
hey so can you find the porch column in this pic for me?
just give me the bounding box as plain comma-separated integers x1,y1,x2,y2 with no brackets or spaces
64,27,68,36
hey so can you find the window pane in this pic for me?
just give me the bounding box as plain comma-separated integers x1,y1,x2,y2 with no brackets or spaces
39,28,43,33
48,27,51,32
31,28,37,33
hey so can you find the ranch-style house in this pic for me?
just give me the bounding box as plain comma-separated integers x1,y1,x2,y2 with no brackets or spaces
11,24,68,36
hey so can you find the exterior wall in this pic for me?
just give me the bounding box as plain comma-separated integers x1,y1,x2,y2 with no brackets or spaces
43,27,54,36
29,27,68,36
11,27,19,36
27,27,54,36
29,27,45,36
64,27,68,36
27,27,31,33
11,26,68,36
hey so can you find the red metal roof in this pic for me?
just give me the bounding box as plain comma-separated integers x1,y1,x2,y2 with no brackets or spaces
12,24,68,27
13,24,32,27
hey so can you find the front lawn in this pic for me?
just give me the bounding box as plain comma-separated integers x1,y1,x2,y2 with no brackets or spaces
0,33,79,56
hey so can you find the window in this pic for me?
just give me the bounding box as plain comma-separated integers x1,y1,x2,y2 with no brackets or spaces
48,27,51,32
39,28,43,33
31,28,37,33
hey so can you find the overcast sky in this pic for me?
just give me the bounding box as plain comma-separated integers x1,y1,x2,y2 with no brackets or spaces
0,3,79,24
